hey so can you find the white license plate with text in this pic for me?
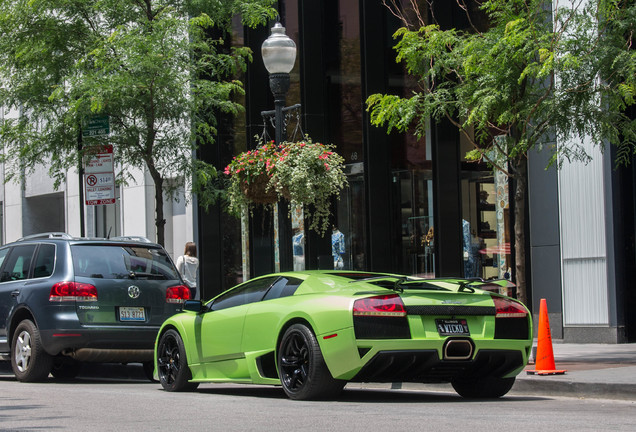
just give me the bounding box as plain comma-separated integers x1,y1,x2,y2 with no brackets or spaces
435,319,470,336
119,307,146,322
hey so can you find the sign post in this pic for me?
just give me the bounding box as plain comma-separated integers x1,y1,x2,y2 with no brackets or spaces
84,144,116,205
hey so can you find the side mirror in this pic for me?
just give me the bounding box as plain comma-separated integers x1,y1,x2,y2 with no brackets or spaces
183,300,205,313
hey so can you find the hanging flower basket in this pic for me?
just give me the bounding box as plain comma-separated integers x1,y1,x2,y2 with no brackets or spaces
224,141,279,214
224,137,347,235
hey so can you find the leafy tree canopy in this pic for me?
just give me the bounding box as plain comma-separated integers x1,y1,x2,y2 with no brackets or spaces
368,0,635,171
367,0,635,304
0,0,277,244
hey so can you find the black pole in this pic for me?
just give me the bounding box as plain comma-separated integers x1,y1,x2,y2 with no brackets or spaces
269,73,290,145
269,72,292,271
78,127,85,237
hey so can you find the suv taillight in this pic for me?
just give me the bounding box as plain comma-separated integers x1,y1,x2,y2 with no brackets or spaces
50,282,98,302
491,295,528,318
166,285,191,303
353,294,407,317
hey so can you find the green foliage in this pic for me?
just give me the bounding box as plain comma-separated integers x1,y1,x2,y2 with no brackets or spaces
367,0,636,171
224,137,348,236
0,0,277,232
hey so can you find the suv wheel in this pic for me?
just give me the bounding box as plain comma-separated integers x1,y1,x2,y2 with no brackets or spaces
11,320,53,382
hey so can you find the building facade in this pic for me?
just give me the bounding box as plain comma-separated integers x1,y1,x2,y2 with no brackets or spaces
1,1,633,343
196,0,635,343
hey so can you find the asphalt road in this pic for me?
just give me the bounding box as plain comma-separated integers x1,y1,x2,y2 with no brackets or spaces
1,363,635,431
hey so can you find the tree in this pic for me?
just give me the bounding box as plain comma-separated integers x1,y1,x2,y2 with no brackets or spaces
367,0,635,304
0,0,276,245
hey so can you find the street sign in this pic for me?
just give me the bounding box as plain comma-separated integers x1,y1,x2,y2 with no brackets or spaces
84,144,115,205
84,144,114,173
82,115,110,137
84,173,115,205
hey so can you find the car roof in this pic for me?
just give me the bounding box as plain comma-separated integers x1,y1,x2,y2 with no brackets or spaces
7,232,161,248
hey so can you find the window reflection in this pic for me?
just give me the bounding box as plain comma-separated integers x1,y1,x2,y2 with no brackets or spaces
395,169,435,278
460,164,511,282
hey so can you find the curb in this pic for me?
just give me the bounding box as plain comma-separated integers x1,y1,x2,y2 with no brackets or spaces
511,379,636,401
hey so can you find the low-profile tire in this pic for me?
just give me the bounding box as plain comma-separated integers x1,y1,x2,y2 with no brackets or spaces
156,329,199,392
11,319,53,382
277,323,345,400
452,376,516,398
50,357,82,380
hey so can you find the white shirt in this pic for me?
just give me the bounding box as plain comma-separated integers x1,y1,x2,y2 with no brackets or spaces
176,255,198,288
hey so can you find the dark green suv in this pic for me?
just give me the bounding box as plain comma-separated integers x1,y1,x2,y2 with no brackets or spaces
0,233,191,381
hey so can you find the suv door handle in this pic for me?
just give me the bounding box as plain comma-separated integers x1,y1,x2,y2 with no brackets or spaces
11,290,20,297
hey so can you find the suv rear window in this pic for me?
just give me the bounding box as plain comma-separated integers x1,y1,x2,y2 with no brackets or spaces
71,245,180,280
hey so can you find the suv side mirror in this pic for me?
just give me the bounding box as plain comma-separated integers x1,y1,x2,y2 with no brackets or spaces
183,300,205,313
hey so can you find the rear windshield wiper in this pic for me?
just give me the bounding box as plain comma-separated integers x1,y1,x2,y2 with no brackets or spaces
128,271,167,280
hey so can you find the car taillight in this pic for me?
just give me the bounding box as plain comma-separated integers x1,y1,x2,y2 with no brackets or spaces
491,295,528,318
166,285,191,303
50,282,98,302
353,294,407,317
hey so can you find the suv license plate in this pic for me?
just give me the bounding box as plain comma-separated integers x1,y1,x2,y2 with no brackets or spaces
119,307,146,322
435,319,470,336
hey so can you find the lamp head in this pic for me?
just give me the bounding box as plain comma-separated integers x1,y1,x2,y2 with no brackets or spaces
261,22,297,74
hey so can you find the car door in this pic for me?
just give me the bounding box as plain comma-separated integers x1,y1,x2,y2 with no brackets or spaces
0,246,13,353
241,276,303,354
0,245,36,354
197,276,278,380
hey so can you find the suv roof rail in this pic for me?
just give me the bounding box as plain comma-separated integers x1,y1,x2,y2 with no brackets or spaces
18,232,74,241
110,235,154,243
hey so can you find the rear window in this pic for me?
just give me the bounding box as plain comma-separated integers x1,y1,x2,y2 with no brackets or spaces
72,245,179,280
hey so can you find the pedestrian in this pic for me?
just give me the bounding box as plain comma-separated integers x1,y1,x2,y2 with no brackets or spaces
176,242,199,299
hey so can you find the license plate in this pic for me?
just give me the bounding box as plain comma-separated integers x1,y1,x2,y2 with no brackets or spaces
119,307,146,322
436,319,470,336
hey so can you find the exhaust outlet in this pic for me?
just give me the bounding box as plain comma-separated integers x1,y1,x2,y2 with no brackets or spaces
63,348,153,363
443,339,474,360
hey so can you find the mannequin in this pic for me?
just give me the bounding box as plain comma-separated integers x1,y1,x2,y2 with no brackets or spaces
332,227,345,269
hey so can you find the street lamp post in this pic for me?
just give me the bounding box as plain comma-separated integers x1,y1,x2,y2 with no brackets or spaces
262,22,297,145
261,22,297,272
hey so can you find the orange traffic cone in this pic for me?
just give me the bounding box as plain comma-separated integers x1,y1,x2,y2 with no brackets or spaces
526,298,567,375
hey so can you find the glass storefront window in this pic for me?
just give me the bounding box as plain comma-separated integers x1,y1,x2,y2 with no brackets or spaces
325,0,363,164
460,135,512,281
394,167,435,277
335,164,366,270
325,0,365,270
291,206,305,271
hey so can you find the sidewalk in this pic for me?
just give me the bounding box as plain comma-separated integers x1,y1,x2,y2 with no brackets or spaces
512,342,636,400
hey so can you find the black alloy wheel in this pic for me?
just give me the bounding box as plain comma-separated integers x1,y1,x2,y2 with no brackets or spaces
277,323,345,400
156,329,199,392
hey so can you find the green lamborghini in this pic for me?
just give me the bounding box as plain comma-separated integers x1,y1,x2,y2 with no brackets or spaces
154,271,532,400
